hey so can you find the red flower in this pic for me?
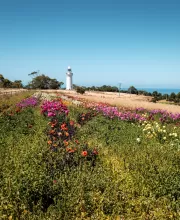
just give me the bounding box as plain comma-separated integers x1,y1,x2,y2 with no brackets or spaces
61,123,68,131
93,149,98,155
53,180,57,184
75,139,80,144
70,120,74,126
51,123,56,128
81,151,88,157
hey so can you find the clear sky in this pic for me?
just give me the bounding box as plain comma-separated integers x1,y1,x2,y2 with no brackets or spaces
0,0,180,88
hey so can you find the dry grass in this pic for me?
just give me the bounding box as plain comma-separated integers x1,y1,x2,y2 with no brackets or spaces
55,90,180,113
2,89,179,113
0,88,27,96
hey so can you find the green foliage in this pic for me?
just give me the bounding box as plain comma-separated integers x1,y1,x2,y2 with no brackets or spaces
0,100,180,219
76,86,86,94
151,97,157,103
28,74,63,89
0,91,34,114
0,74,23,88
169,92,176,101
74,114,180,219
74,84,119,92
11,80,23,88
128,86,138,94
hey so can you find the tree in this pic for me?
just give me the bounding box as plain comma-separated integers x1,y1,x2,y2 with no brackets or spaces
177,92,180,99
48,79,62,89
3,78,12,88
152,91,158,97
162,93,169,100
76,86,85,94
59,81,64,88
0,74,23,88
0,74,4,87
169,92,176,101
12,80,23,88
29,74,63,89
128,86,138,94
73,84,78,90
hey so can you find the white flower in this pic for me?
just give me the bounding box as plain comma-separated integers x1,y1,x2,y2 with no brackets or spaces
163,137,166,140
136,138,141,143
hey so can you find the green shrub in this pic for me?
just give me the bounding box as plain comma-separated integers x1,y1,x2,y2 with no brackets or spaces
76,86,86,94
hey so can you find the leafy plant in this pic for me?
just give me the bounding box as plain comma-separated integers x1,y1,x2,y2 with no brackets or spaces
76,86,86,94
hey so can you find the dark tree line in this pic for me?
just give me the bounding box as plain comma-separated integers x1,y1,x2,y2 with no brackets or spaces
73,84,119,93
120,86,180,103
0,74,23,88
27,74,64,89
74,84,180,104
0,73,64,90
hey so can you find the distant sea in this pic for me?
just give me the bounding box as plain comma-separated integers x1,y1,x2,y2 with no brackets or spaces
122,88,180,95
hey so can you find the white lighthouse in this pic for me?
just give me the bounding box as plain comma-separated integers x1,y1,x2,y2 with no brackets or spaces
66,66,73,90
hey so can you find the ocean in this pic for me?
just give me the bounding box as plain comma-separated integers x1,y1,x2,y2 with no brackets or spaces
122,88,180,95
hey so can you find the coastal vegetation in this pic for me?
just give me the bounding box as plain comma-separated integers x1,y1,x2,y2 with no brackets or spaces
1,73,180,104
26,75,64,90
74,84,180,105
0,74,23,88
0,74,64,90
0,91,180,219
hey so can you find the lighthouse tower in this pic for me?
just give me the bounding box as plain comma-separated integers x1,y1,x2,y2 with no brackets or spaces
66,66,73,90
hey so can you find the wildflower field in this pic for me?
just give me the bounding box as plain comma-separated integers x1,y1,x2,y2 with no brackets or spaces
0,91,180,219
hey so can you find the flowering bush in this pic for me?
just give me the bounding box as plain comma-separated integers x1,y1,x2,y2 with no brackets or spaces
77,111,97,125
41,99,98,171
141,121,179,143
60,93,180,125
16,97,38,108
95,105,146,122
1,92,180,219
41,99,69,117
136,108,180,124
33,92,57,101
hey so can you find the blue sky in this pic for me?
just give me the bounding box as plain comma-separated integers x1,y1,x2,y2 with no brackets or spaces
0,0,180,88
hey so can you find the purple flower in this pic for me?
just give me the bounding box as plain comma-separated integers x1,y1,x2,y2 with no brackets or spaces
16,97,38,108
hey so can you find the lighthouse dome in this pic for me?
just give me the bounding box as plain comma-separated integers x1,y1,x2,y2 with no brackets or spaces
67,66,71,71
